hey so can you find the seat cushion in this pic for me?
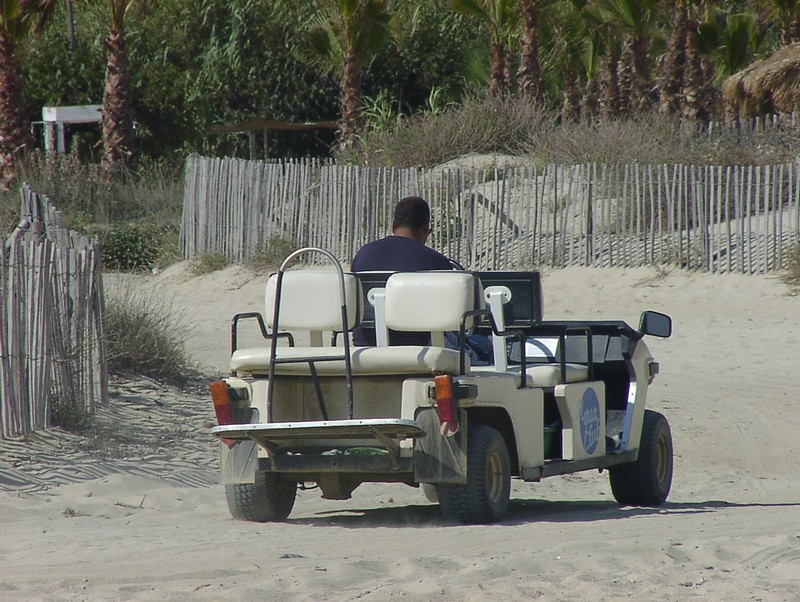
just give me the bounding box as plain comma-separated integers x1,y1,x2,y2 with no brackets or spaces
231,345,466,376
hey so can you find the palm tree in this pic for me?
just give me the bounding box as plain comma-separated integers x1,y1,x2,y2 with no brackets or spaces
698,4,763,119
581,34,603,118
451,0,519,97
765,0,800,45
598,37,620,117
579,1,618,118
308,0,391,148
0,0,56,191
517,0,551,102
682,2,708,121
658,0,688,115
596,0,658,113
545,0,590,120
100,0,144,180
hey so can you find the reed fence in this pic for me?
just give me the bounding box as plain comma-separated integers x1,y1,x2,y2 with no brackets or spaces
1,187,106,440
182,156,800,274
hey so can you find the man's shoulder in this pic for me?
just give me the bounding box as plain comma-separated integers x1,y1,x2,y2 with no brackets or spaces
352,236,452,271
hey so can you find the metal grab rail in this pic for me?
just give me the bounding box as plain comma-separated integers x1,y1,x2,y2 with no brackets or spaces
266,247,356,422
230,312,294,360
459,309,528,389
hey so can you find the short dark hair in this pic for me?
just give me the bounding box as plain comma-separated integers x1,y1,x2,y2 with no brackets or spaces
393,196,430,231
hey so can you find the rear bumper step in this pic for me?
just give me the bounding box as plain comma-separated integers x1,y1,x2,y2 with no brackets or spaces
211,418,426,443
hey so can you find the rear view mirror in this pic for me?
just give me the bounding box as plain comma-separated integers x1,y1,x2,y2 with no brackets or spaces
639,311,672,338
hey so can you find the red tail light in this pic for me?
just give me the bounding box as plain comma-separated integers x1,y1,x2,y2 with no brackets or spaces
434,375,459,437
210,380,234,426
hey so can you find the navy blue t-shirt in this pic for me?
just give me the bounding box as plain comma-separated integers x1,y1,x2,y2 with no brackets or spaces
351,235,453,272
351,236,453,346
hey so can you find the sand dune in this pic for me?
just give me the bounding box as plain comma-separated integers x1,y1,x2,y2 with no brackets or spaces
2,263,799,601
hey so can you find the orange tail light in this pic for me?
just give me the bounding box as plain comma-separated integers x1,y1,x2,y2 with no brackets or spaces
210,380,234,426
434,375,459,437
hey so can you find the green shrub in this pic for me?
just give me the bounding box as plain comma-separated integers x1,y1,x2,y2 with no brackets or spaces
50,392,92,433
89,222,179,272
191,252,231,275
104,287,197,384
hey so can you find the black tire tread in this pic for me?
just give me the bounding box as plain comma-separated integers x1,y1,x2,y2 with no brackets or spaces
225,470,297,522
609,410,673,506
438,424,511,524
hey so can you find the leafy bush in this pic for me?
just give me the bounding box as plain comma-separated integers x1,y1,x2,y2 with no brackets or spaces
50,392,92,433
89,222,179,272
104,287,197,384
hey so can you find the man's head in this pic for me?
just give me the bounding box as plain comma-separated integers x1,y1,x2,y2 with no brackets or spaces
392,196,432,242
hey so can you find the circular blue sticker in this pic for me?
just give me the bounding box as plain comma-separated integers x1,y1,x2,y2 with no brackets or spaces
579,388,601,455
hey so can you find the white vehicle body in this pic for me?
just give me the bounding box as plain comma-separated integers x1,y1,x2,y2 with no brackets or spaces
210,248,673,523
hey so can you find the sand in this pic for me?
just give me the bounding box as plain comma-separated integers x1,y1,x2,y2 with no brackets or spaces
2,262,800,601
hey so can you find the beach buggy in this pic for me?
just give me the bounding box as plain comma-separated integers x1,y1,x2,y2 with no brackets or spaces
209,247,673,523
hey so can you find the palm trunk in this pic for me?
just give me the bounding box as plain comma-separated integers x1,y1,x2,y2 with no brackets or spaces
0,31,32,191
503,47,516,94
101,22,135,180
339,47,363,149
490,42,506,97
618,40,634,116
659,0,687,115
518,0,544,102
631,35,652,112
682,5,708,121
599,45,620,119
561,70,580,123
583,75,600,120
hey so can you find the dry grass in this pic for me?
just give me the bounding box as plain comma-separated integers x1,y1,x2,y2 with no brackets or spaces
339,96,800,168
190,252,231,276
781,245,800,290
104,286,198,385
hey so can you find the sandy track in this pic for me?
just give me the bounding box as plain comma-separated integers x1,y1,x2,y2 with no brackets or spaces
1,264,799,601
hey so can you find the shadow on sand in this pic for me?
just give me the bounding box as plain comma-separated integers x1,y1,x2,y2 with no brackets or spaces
291,497,800,529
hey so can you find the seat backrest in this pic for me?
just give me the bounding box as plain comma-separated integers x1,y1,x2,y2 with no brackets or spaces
265,271,361,334
383,271,478,343
475,271,543,326
354,271,394,329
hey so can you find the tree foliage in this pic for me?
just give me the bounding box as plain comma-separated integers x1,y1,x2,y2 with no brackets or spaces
6,0,798,166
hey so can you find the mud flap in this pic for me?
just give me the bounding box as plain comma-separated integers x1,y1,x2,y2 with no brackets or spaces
219,408,260,485
220,439,259,484
413,408,467,484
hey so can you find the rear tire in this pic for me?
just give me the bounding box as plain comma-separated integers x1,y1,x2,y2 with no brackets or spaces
437,424,511,524
609,410,673,506
225,470,297,522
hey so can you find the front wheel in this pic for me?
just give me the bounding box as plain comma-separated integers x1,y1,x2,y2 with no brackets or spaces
437,424,511,524
609,410,673,506
225,470,297,522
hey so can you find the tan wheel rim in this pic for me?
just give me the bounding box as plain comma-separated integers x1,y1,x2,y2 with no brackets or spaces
486,450,505,504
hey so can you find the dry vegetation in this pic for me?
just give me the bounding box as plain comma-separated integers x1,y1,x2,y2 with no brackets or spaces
341,96,800,168
781,245,800,289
